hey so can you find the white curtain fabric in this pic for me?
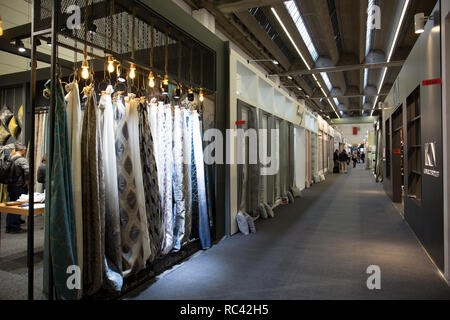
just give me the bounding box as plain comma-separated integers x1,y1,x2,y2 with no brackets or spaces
98,86,123,290
181,108,193,245
125,95,151,262
192,111,210,249
161,105,174,254
172,106,186,251
64,81,83,282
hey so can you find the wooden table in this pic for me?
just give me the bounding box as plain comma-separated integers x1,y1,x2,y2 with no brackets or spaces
0,202,45,216
0,202,44,243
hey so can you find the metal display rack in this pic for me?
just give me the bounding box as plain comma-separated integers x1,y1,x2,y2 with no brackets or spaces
27,0,217,300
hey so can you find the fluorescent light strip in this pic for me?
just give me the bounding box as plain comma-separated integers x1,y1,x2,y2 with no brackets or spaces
371,0,410,116
387,0,410,62
272,7,340,118
284,0,319,60
271,8,311,70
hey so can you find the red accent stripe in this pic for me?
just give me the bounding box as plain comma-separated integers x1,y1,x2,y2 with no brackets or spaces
422,78,442,86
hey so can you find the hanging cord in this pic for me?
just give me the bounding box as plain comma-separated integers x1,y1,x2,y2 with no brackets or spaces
150,23,154,68
83,0,88,64
164,32,168,77
177,41,182,83
189,46,193,86
200,50,204,88
131,9,136,60
110,0,114,52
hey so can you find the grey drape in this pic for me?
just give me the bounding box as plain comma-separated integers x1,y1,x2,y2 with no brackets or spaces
81,87,106,296
288,124,295,189
138,102,163,261
237,102,260,217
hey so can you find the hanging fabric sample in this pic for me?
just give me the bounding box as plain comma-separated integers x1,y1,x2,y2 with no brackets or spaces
192,111,211,249
126,95,151,262
157,104,174,255
98,85,123,291
42,79,78,300
64,81,83,290
114,95,148,276
80,86,106,296
172,106,186,251
181,108,193,245
138,100,162,262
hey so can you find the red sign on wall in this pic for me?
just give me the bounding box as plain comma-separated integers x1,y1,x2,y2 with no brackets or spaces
235,120,246,126
392,148,401,154
422,78,442,86
353,127,358,135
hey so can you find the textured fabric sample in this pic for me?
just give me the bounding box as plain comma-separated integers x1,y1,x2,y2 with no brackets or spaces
80,86,106,296
264,203,275,218
138,101,162,262
98,86,123,291
192,111,211,249
161,105,174,254
245,213,256,233
126,96,151,262
236,211,249,235
181,108,192,245
258,203,268,220
64,81,83,289
8,116,20,137
42,79,78,300
17,105,23,127
0,106,13,127
172,106,186,251
0,124,11,144
115,96,147,276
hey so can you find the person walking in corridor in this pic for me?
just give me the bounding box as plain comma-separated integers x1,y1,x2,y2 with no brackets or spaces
333,149,340,173
352,151,358,168
338,149,348,173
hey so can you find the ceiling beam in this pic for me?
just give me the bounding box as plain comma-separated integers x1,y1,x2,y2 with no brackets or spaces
234,10,291,69
216,0,285,14
275,60,405,76
307,93,388,101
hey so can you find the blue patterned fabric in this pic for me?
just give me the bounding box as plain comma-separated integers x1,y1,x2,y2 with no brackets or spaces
42,79,79,300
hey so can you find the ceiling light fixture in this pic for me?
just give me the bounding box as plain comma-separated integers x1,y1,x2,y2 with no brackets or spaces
15,39,26,52
287,75,293,80
272,7,340,118
247,59,279,65
0,18,3,37
371,0,410,116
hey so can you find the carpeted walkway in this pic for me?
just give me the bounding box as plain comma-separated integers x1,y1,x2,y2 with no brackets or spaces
127,164,450,300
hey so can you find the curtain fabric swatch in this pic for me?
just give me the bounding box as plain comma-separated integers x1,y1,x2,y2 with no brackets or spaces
42,79,78,300
98,86,123,291
138,101,162,262
64,81,84,290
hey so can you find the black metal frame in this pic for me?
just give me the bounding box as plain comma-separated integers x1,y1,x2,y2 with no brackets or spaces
26,0,222,300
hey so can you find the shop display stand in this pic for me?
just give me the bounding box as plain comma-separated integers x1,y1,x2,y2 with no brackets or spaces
28,0,217,300
406,86,422,201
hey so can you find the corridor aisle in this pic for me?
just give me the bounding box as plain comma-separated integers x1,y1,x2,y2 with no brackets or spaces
127,165,450,300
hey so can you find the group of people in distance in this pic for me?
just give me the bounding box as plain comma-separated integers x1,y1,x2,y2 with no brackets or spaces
333,149,365,174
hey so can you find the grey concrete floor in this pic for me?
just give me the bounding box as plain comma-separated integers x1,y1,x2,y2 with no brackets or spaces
126,164,450,300
0,213,44,300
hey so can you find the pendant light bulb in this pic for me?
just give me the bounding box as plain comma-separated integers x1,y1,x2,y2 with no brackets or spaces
107,56,115,73
0,19,3,37
188,87,194,102
148,71,155,88
81,60,90,80
162,75,169,95
199,88,204,102
129,64,136,79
